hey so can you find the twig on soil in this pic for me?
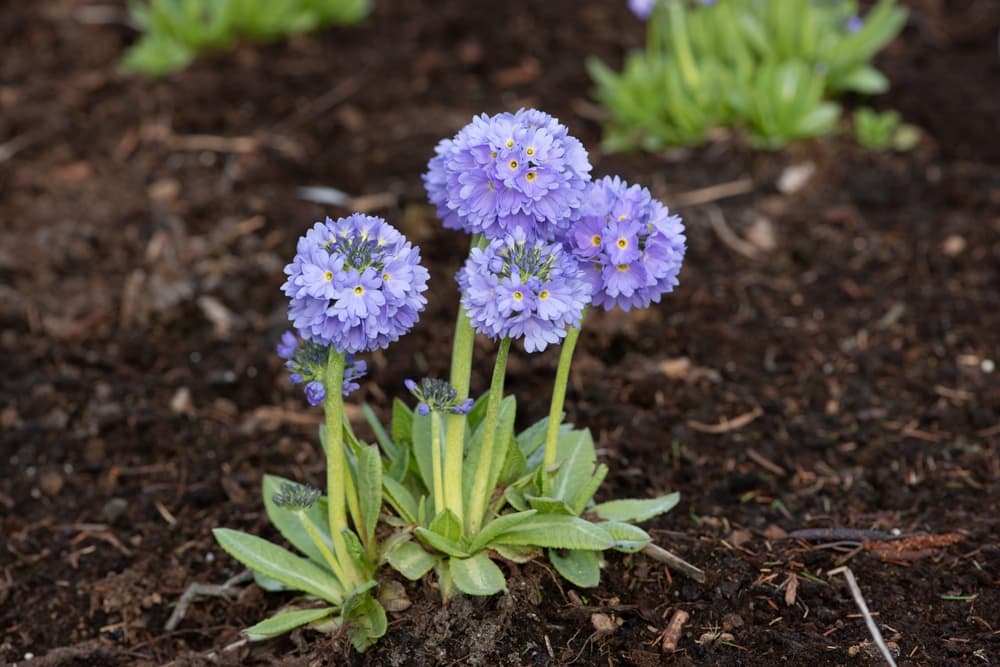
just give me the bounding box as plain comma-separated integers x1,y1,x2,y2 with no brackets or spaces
672,178,755,207
659,609,689,652
687,406,762,434
642,543,706,583
161,638,249,667
164,569,253,632
785,528,897,542
746,447,786,477
705,206,760,259
829,566,898,667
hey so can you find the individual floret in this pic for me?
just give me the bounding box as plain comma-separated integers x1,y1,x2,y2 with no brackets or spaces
277,330,368,404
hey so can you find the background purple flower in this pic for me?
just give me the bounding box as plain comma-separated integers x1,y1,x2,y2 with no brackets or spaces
628,0,656,20
564,176,686,312
457,230,591,352
423,108,592,242
282,215,429,354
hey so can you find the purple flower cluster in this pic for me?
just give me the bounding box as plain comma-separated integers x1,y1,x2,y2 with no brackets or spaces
281,215,429,354
627,0,657,20
277,331,368,406
457,230,591,352
404,378,474,416
566,176,686,312
424,109,591,242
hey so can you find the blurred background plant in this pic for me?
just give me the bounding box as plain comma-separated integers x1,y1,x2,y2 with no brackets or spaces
590,0,909,151
852,106,920,151
123,0,370,77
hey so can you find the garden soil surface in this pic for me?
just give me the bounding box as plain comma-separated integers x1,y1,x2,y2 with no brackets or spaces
1,0,998,665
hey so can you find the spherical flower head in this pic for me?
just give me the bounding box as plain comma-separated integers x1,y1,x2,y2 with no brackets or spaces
282,215,430,354
405,377,475,415
565,176,686,312
457,230,591,352
423,108,592,242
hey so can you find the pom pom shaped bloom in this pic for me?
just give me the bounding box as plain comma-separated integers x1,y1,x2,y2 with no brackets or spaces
457,230,591,352
566,176,686,312
282,215,429,354
424,108,592,242
404,378,474,416
278,331,368,402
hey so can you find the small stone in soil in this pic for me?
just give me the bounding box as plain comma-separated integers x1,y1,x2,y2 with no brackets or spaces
102,497,128,523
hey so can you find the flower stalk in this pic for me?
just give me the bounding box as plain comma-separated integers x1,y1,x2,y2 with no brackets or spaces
465,337,511,535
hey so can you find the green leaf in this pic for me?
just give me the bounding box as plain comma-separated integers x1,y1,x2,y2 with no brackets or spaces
490,544,540,563
469,510,538,553
363,404,397,461
569,464,608,516
253,571,290,592
342,591,386,652
836,66,889,95
381,475,417,525
504,485,529,512
601,521,652,553
262,474,333,566
356,444,382,548
428,509,463,544
491,515,614,551
386,539,439,581
549,549,602,588
391,398,413,447
213,529,344,604
244,606,337,641
410,411,434,492
463,395,516,509
450,553,507,596
525,495,575,515
414,526,470,559
590,493,680,523
549,428,597,503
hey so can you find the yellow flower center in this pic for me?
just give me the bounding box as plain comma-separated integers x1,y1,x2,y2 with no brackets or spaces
539,290,549,300
383,272,391,282
508,159,518,170
505,138,514,149
324,271,333,282
526,147,535,156
354,286,365,295
526,172,536,182
618,214,627,221
591,235,601,247
512,290,523,301
616,238,628,249
490,150,498,159
617,264,629,272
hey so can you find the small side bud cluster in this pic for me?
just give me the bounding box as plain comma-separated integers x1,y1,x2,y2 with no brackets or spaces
277,331,367,405
404,378,474,416
272,481,322,510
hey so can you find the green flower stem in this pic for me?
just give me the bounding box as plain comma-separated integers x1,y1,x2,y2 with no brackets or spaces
323,350,363,588
465,337,512,536
430,411,445,516
542,325,583,477
296,510,348,596
442,234,483,523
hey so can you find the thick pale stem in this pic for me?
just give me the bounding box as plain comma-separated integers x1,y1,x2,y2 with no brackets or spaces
323,351,363,587
296,511,348,595
465,337,511,535
543,326,582,476
430,411,445,516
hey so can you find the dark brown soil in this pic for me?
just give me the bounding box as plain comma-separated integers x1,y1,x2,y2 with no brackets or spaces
2,1,998,665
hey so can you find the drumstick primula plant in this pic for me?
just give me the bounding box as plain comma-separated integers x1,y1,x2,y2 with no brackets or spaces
213,108,698,651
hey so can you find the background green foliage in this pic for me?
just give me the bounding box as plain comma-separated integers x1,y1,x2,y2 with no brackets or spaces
590,0,908,150
123,0,370,76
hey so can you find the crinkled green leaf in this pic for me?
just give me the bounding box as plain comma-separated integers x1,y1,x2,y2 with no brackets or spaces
385,539,439,581
356,444,382,548
490,515,613,551
601,521,652,553
450,553,507,596
213,528,344,604
469,510,537,553
549,549,602,588
244,606,337,641
590,493,680,524
414,526,469,559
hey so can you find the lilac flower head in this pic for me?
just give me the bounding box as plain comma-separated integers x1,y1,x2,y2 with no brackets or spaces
846,15,864,33
282,215,429,354
457,230,591,352
278,330,368,401
424,109,592,242
565,176,686,312
405,377,474,415
628,0,656,20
